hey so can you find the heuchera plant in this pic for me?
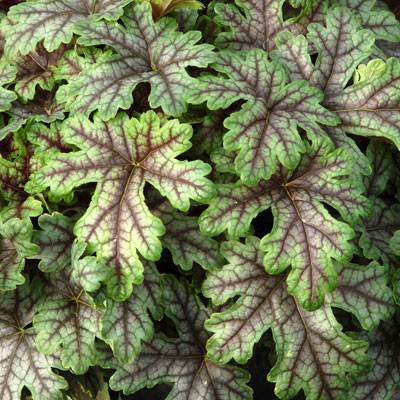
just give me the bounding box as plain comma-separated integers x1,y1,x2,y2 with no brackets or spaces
0,0,399,399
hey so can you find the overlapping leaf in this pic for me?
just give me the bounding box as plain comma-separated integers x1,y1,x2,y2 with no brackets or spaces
200,140,367,309
3,0,134,55
0,280,67,400
203,236,392,400
0,218,38,291
189,49,337,183
352,320,400,400
33,268,102,374
101,261,162,364
109,275,252,400
28,111,213,300
61,2,213,119
275,7,400,150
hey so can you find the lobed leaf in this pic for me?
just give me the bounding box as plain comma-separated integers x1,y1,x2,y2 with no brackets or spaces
28,111,213,300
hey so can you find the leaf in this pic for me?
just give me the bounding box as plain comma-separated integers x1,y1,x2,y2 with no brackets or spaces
62,2,213,119
32,212,75,273
213,0,299,52
28,111,213,300
101,261,162,364
154,200,223,271
275,8,400,149
203,236,373,400
353,59,386,84
109,275,252,400
33,268,103,374
3,0,135,55
352,320,400,400
189,49,337,184
0,218,39,291
200,140,367,309
0,280,67,400
0,60,16,112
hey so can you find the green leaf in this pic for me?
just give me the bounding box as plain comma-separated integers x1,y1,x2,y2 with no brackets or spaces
28,111,213,300
200,140,367,309
203,236,371,400
101,261,162,364
0,280,67,399
33,269,103,374
0,218,39,291
109,275,252,400
353,59,386,84
3,0,134,55
33,212,75,273
189,50,337,184
61,2,213,119
154,200,223,271
150,0,204,19
352,320,400,400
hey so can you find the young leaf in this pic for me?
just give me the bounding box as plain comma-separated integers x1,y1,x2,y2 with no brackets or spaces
203,236,379,400
154,200,223,271
0,218,38,291
0,60,16,112
3,0,134,55
101,261,162,364
62,2,214,119
109,275,252,400
28,111,213,300
352,320,400,400
189,50,337,183
33,269,103,374
200,140,367,309
0,280,67,400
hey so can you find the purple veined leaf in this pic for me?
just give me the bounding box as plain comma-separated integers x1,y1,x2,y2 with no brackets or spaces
149,0,204,20
188,49,338,184
109,275,252,400
274,7,400,152
60,1,214,119
203,236,392,400
200,139,369,310
0,279,67,400
27,111,213,301
2,0,135,56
